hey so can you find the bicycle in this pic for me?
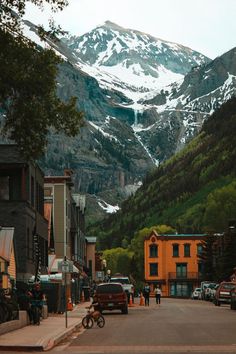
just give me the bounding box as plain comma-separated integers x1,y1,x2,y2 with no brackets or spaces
82,304,105,329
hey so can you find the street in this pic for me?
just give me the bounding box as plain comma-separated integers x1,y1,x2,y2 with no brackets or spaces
52,297,236,353
2,297,236,354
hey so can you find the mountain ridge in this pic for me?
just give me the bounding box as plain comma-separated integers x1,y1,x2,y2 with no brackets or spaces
18,19,236,226
89,96,236,248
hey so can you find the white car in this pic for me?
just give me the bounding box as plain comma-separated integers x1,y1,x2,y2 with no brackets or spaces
191,287,201,299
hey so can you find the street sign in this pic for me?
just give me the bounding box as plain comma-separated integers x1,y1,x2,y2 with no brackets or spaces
96,271,104,281
61,261,70,273
58,260,74,273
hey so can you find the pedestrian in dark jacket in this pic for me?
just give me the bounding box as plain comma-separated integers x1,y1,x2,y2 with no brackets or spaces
143,283,150,306
18,289,33,323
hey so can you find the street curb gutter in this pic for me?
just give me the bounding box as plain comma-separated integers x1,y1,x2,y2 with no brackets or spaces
44,320,82,351
0,320,83,352
0,345,43,351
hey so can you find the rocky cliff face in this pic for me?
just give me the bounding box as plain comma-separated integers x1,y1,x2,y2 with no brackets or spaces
22,20,236,225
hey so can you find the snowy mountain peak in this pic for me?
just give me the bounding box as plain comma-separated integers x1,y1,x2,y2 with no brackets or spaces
62,21,210,103
103,20,124,31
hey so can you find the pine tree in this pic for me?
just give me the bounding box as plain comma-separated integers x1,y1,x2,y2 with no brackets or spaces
219,221,236,281
199,234,216,280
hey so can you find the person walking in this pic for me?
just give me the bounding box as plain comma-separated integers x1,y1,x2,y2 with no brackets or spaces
29,283,44,324
154,285,162,305
18,289,33,324
143,283,150,306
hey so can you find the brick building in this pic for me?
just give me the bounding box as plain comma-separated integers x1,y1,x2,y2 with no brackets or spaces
144,230,206,297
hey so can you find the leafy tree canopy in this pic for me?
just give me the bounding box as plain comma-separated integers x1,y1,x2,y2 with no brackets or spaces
102,248,134,276
203,180,236,233
0,0,83,159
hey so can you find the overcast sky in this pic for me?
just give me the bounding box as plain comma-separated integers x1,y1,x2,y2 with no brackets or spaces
25,0,236,59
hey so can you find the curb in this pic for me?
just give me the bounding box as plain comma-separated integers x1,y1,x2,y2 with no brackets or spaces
0,345,43,351
44,320,82,351
0,320,83,352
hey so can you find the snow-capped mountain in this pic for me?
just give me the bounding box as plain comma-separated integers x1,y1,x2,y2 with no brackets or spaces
62,21,209,101
21,20,236,224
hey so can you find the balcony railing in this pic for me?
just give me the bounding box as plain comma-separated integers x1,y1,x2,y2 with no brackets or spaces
168,272,200,280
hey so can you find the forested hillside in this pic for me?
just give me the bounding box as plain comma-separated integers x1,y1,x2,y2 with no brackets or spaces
90,97,236,249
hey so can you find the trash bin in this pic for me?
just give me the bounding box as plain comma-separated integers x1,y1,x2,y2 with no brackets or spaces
230,288,236,310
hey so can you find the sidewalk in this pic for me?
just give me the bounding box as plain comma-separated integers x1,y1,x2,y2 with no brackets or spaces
0,301,90,351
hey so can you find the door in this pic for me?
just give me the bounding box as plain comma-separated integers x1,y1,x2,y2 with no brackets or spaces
176,263,187,278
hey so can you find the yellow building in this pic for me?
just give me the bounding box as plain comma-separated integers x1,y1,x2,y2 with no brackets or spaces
0,227,16,288
144,230,205,297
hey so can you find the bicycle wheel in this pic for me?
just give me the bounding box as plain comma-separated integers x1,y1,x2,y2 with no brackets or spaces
97,315,105,328
82,315,94,329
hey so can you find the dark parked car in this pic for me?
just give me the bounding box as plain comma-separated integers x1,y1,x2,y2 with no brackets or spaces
214,282,236,306
93,283,128,314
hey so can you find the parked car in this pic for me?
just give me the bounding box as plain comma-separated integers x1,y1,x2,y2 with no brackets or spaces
214,282,236,306
110,274,134,301
209,284,219,302
191,288,201,299
200,281,212,300
93,283,128,314
204,283,218,301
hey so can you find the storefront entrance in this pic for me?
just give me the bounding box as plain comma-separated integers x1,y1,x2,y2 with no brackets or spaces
170,282,192,297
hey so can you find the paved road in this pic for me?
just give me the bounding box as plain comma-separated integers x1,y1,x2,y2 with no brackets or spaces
52,297,236,353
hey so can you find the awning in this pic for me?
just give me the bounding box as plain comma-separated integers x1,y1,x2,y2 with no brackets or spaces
48,255,79,274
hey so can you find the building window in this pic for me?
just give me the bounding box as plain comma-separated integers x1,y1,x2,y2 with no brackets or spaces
0,172,21,200
176,263,187,278
198,262,203,275
149,263,158,276
0,177,9,200
149,244,158,258
31,176,35,207
184,244,191,257
197,244,203,256
173,244,179,257
88,260,92,277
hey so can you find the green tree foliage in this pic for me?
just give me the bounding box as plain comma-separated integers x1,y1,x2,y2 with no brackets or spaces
89,97,236,247
102,248,134,276
198,233,216,280
203,181,236,233
0,0,83,159
218,225,236,281
1,1,68,30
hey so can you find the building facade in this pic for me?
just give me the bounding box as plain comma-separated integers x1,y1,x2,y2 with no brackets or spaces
44,172,86,271
144,230,205,297
0,145,48,283
85,237,96,280
44,171,74,260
